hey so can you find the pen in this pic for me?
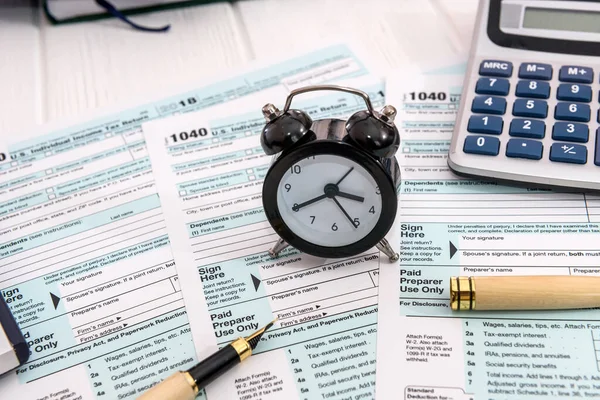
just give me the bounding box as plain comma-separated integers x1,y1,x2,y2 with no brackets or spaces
138,318,277,400
450,276,600,311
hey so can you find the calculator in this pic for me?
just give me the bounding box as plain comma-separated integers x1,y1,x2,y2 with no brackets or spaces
449,0,600,191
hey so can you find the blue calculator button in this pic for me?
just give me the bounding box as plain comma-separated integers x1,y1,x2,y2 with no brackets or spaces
475,77,509,95
595,128,600,166
557,83,592,102
512,99,548,118
467,115,503,134
479,60,513,77
555,102,590,122
550,143,587,164
515,80,550,99
506,139,543,160
464,135,500,156
509,118,545,139
552,122,589,143
472,96,506,115
559,66,593,83
519,63,552,80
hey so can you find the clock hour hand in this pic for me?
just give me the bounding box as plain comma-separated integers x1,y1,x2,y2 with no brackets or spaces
336,192,364,203
292,194,327,212
332,197,357,229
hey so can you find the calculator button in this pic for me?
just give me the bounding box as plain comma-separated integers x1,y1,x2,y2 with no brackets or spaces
515,80,550,99
512,99,547,118
467,115,503,135
471,96,506,115
550,143,587,164
555,102,590,122
475,77,509,96
463,135,500,156
479,60,513,77
552,122,589,143
559,66,593,83
506,139,543,160
557,84,592,102
518,63,552,80
509,118,545,139
595,128,600,166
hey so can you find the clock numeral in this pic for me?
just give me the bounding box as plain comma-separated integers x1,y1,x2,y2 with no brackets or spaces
375,186,380,195
291,165,302,174
369,206,375,214
353,218,360,227
331,223,338,231
310,216,315,224
285,183,291,192
292,203,299,212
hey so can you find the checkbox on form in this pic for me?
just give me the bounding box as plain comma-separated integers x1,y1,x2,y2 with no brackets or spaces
246,169,253,174
245,149,253,155
249,175,256,181
46,188,54,193
46,169,53,175
403,147,410,153
179,190,187,196
45,151,52,157
245,131,252,136
11,161,17,167
48,194,56,200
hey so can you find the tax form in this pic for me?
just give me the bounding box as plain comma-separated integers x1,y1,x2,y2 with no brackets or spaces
376,73,600,399
143,77,386,400
0,44,370,400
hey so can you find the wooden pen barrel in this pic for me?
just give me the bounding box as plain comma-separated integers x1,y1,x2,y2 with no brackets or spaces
450,276,600,311
137,372,197,400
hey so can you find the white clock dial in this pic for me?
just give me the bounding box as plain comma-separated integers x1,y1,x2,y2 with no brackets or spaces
276,154,383,248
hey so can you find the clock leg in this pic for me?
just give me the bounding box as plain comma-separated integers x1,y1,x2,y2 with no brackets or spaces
376,238,399,262
268,238,289,258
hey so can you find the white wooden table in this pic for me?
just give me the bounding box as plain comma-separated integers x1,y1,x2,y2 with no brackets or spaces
0,0,477,136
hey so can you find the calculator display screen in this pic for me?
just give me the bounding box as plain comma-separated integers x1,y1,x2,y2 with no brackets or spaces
523,7,600,34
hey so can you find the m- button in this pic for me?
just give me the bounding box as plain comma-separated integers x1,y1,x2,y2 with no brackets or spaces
479,60,513,77
518,62,552,80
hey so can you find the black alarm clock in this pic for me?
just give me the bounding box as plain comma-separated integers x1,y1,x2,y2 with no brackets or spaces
260,85,400,261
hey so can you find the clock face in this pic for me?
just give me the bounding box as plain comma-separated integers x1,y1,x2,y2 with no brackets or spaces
263,140,397,258
276,154,383,248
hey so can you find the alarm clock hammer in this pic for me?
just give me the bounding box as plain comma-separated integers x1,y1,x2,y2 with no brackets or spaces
259,85,401,261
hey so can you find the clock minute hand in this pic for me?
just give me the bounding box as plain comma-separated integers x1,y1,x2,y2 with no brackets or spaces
332,197,357,229
335,167,354,186
336,192,364,203
292,194,327,212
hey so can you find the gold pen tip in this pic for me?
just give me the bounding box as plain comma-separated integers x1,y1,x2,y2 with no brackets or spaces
245,317,278,350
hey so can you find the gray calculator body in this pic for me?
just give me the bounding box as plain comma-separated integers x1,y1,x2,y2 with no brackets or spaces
449,0,600,191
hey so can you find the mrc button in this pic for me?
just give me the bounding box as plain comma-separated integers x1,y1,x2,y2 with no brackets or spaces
479,60,513,77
